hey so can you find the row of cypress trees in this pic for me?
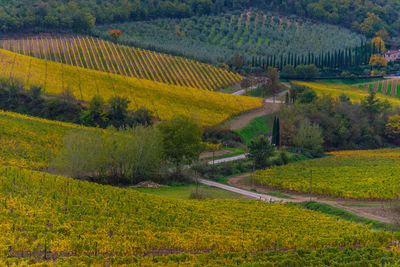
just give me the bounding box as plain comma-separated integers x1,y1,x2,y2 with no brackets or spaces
250,41,374,71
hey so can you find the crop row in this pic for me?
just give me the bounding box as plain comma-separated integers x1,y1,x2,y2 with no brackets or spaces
0,49,261,126
295,81,400,106
95,10,364,66
0,165,396,259
4,247,400,266
358,79,400,98
0,36,241,90
0,110,102,170
255,148,400,200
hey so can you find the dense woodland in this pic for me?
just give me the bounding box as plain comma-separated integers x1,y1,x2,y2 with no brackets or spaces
0,0,399,38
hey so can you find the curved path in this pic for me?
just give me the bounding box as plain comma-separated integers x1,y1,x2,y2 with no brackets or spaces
207,154,247,164
198,178,288,202
200,176,393,223
229,90,287,130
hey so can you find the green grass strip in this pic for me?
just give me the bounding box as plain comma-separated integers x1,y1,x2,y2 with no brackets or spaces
387,82,392,96
397,84,400,98
377,82,383,93
368,83,374,90
235,114,272,144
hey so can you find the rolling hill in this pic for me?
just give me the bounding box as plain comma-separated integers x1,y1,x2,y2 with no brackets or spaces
1,164,398,264
0,36,241,90
96,10,365,66
0,49,262,126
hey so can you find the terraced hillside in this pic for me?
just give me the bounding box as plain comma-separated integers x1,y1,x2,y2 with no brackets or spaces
0,49,261,126
0,36,241,90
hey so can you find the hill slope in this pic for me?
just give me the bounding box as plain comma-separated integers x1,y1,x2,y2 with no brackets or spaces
0,49,262,126
96,10,365,65
0,111,100,170
256,148,400,200
295,81,400,106
0,165,396,261
0,36,241,90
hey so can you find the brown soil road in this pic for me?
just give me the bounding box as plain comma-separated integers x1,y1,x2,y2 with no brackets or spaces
228,174,396,224
228,90,288,130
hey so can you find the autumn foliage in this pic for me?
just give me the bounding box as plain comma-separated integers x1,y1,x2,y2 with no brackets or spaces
385,115,400,145
109,29,122,41
369,54,387,67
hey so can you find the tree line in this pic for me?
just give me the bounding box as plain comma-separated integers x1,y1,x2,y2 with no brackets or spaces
0,78,154,129
1,0,398,38
248,41,376,73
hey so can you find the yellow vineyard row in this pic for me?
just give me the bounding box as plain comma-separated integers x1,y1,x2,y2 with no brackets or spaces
0,165,395,259
0,49,262,126
255,148,400,200
0,36,241,90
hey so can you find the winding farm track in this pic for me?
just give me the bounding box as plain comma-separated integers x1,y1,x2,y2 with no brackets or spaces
228,90,287,130
223,174,394,224
198,179,288,202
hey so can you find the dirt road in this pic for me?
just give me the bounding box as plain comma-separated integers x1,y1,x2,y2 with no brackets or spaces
198,178,288,202
226,174,395,224
229,90,287,130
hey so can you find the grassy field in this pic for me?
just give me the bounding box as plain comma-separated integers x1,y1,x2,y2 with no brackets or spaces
245,86,264,97
136,184,248,200
321,78,385,85
235,114,273,143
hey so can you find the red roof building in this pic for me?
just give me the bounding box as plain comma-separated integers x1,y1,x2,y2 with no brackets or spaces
384,50,400,62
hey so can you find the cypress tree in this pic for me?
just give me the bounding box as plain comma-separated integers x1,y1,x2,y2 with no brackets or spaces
272,116,277,145
276,117,280,148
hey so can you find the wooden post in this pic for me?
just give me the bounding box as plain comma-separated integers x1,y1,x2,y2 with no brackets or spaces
309,169,313,201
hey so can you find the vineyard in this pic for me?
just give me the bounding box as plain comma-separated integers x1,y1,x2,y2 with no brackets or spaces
0,49,262,126
294,81,400,106
96,10,365,67
255,148,400,199
0,111,100,170
357,79,400,98
0,36,241,90
4,247,400,265
1,165,398,263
